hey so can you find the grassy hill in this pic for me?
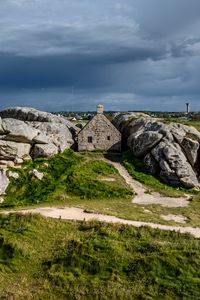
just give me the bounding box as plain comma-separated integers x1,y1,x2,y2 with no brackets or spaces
2,149,132,208
1,150,200,299
2,149,200,228
1,214,200,299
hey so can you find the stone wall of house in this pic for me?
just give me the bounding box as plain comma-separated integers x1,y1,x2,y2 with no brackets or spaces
78,113,121,151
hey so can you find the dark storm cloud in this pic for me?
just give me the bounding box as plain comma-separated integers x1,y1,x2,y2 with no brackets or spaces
0,0,200,111
0,42,166,89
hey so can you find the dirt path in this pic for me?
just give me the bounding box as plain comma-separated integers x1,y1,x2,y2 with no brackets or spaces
1,158,195,237
2,206,200,238
102,158,190,208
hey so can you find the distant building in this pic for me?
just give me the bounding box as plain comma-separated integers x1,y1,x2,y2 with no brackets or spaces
77,104,121,151
186,102,190,114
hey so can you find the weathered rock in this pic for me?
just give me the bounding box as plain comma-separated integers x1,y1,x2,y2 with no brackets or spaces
0,170,9,195
0,140,31,161
114,113,200,188
0,107,78,135
0,107,79,165
0,160,15,169
32,132,49,144
32,143,58,158
30,122,74,152
181,137,199,166
1,118,39,143
112,112,149,134
29,169,44,180
143,153,159,175
128,131,163,157
8,171,19,180
151,139,199,188
0,118,4,134
14,158,24,164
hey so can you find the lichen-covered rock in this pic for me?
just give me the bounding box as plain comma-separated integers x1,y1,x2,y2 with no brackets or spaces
0,160,15,169
112,112,149,135
151,139,199,188
143,153,159,175
30,122,74,152
114,113,200,188
0,107,78,134
1,118,40,143
32,143,58,159
0,140,31,161
181,137,199,166
128,131,163,157
0,107,78,165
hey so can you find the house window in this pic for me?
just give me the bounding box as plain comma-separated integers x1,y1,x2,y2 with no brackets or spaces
88,136,93,143
107,136,110,141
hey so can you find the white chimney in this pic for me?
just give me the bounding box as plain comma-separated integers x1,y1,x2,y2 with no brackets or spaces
96,104,104,114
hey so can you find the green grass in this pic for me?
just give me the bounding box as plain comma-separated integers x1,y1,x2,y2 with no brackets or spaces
1,214,200,299
2,149,132,208
2,149,200,227
122,152,190,197
162,117,200,132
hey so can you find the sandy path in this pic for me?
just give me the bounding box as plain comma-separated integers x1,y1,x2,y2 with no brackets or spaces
2,206,200,238
102,158,190,208
1,158,196,237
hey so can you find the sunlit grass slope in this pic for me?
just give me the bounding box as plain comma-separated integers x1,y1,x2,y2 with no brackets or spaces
1,214,200,299
2,149,132,207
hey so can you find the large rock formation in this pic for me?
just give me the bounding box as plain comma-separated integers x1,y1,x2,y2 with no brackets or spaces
113,114,200,188
0,107,78,169
0,107,77,134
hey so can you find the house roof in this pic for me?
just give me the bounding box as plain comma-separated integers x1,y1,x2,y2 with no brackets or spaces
77,112,121,136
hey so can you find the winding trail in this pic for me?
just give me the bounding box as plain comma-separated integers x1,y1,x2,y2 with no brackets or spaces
1,158,198,237
2,206,200,238
102,158,190,208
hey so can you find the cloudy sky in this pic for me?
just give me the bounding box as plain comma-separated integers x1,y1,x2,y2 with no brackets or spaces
0,0,200,111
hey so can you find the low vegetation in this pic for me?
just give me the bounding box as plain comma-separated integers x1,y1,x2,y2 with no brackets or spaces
1,214,200,299
122,152,190,197
2,149,132,208
1,149,200,227
162,117,200,132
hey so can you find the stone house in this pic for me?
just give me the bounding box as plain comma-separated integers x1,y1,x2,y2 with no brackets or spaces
77,105,121,151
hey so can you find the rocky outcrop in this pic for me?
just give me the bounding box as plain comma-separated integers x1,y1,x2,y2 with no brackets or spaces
30,122,74,152
0,107,78,168
0,107,77,134
114,114,200,188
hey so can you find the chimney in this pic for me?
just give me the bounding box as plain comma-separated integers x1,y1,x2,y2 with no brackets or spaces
96,104,104,114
